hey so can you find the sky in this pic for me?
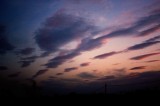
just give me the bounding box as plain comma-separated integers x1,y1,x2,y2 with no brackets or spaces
0,0,160,94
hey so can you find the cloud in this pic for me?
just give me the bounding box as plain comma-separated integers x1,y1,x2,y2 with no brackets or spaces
35,10,96,56
103,27,136,39
0,66,8,71
74,10,160,53
144,35,160,42
126,41,160,51
107,70,160,92
134,70,160,79
130,66,146,70
56,73,63,76
35,0,160,70
130,52,160,60
123,70,160,83
76,37,105,52
112,68,126,77
93,51,119,59
75,28,131,54
18,55,38,67
44,60,64,69
18,60,34,68
146,60,160,63
21,55,38,60
91,8,160,40
16,47,35,55
64,67,78,72
39,3,160,69
138,24,160,37
77,72,96,79
123,35,160,52
44,52,80,68
97,75,115,81
80,62,90,67
134,13,160,35
8,72,21,78
0,25,15,55
33,69,49,78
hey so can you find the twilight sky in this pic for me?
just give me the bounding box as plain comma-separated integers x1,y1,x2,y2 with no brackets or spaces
0,0,160,94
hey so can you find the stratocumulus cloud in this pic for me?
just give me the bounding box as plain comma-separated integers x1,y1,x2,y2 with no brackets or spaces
33,69,49,78
130,52,160,60
35,10,96,56
1,0,160,95
18,55,38,67
126,41,160,51
64,67,78,72
16,47,35,55
146,60,160,63
80,62,90,67
93,51,119,59
45,52,80,68
77,72,96,79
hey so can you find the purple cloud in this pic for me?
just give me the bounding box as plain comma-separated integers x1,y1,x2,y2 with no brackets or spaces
91,7,160,40
93,51,119,59
122,35,160,52
130,52,160,60
76,22,159,55
44,52,80,68
36,0,160,70
144,35,160,43
138,24,160,37
18,60,34,68
21,55,38,60
33,69,49,78
18,55,38,67
35,10,96,56
16,47,35,55
126,41,160,51
64,67,78,72
76,37,104,52
77,72,96,79
80,62,90,67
